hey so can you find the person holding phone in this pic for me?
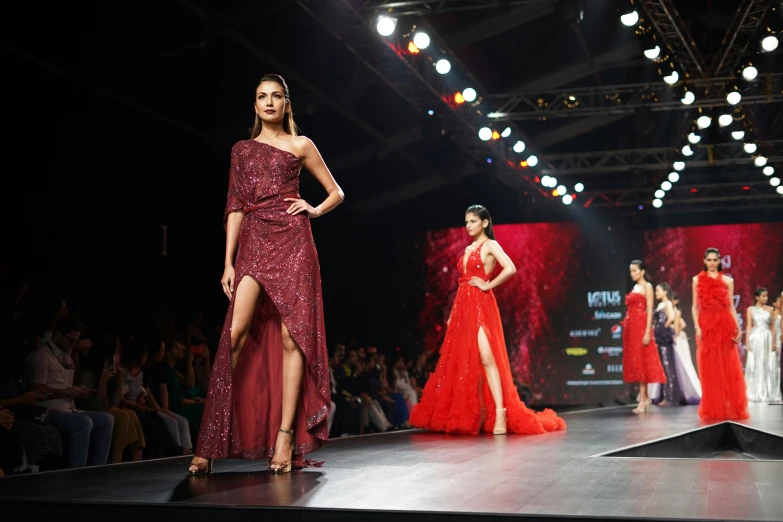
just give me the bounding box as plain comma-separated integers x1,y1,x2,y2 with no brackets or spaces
27,317,114,467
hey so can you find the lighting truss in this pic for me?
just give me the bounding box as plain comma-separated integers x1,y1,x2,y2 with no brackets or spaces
640,0,707,78
710,0,777,77
538,140,783,175
487,74,783,120
353,0,552,17
297,0,546,195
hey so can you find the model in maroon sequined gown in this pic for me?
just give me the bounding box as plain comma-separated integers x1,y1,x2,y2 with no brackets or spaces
622,291,667,384
409,241,566,435
195,140,330,463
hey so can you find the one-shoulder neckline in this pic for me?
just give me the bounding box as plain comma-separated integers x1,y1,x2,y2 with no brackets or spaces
248,139,299,161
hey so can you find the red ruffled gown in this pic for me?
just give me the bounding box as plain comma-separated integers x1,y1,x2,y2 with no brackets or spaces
195,140,330,465
410,240,566,435
622,291,667,383
694,272,749,420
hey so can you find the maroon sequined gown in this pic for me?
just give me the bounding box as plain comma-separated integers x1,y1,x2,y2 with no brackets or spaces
196,139,330,463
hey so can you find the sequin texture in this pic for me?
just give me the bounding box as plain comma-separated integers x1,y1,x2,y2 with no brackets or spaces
196,140,330,460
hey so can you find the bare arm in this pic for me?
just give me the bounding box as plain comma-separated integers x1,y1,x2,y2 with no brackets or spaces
673,308,682,335
224,212,243,268
746,307,753,348
692,276,700,339
292,137,345,218
644,282,654,343
664,301,675,328
484,240,517,290
726,276,741,340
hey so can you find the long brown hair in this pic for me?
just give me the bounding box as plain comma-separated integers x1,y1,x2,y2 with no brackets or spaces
251,74,298,138
465,204,495,240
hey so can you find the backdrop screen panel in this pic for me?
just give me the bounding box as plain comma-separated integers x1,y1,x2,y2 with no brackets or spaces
405,221,783,406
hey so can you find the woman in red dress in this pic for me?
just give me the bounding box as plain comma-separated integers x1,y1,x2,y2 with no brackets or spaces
410,205,566,435
692,247,749,420
622,260,666,413
188,74,345,474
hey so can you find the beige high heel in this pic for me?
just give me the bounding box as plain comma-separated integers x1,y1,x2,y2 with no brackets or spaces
188,457,213,476
493,408,507,435
270,428,294,473
632,399,651,414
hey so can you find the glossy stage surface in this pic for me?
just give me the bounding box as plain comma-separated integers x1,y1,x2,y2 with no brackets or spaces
1,403,781,522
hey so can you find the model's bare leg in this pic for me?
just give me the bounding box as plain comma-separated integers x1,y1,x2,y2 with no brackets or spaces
478,326,506,433
190,276,260,473
633,382,650,413
271,322,304,472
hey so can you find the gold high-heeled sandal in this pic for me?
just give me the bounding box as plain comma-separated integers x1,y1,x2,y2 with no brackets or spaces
270,428,294,474
493,408,507,435
188,457,213,476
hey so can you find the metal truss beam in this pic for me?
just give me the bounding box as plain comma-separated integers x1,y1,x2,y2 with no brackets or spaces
710,0,776,78
487,74,783,120
297,0,545,198
538,140,783,175
354,0,551,17
641,0,707,78
578,181,783,209
445,1,554,48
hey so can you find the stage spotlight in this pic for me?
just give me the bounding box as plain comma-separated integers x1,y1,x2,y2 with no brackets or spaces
655,189,665,198
744,143,758,154
527,155,539,167
755,156,768,166
376,16,397,36
688,132,701,144
742,65,758,80
763,166,774,175
491,130,501,140
427,109,435,115
644,44,661,60
771,177,781,187
673,161,685,171
762,35,779,52
682,145,693,156
546,176,557,187
513,140,526,153
662,180,672,191
663,70,679,85
574,182,584,192
696,115,711,129
562,194,573,205
718,114,733,127
732,130,745,140
478,127,492,141
462,88,477,102
435,59,451,74
652,198,663,208
413,32,430,49
557,185,567,196
681,90,695,105
501,127,512,138
727,91,742,105
620,10,639,26
454,92,465,104
668,171,680,182
541,175,551,186
778,185,783,194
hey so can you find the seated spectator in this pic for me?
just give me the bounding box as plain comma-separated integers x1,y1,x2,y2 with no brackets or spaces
119,337,183,457
27,316,114,468
78,334,145,463
145,341,198,455
392,355,419,410
328,345,361,437
409,351,430,399
162,338,204,440
0,405,23,476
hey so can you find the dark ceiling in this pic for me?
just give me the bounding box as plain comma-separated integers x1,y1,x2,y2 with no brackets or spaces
4,0,783,236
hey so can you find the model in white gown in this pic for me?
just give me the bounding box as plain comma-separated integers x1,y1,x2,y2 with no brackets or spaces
744,289,781,403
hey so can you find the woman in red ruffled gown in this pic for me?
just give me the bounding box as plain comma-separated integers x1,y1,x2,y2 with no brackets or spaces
410,205,566,435
622,260,666,413
188,74,345,475
692,247,749,420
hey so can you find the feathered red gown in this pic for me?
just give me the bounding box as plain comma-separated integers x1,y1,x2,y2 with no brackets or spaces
410,241,566,435
695,272,749,420
196,140,330,464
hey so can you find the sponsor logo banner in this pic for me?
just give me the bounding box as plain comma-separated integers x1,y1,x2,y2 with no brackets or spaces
566,347,588,356
594,310,623,320
587,291,622,308
569,328,602,338
597,346,623,356
611,324,622,339
581,363,596,375
607,364,623,373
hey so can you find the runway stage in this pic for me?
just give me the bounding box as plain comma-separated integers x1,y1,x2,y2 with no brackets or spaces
1,403,782,522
